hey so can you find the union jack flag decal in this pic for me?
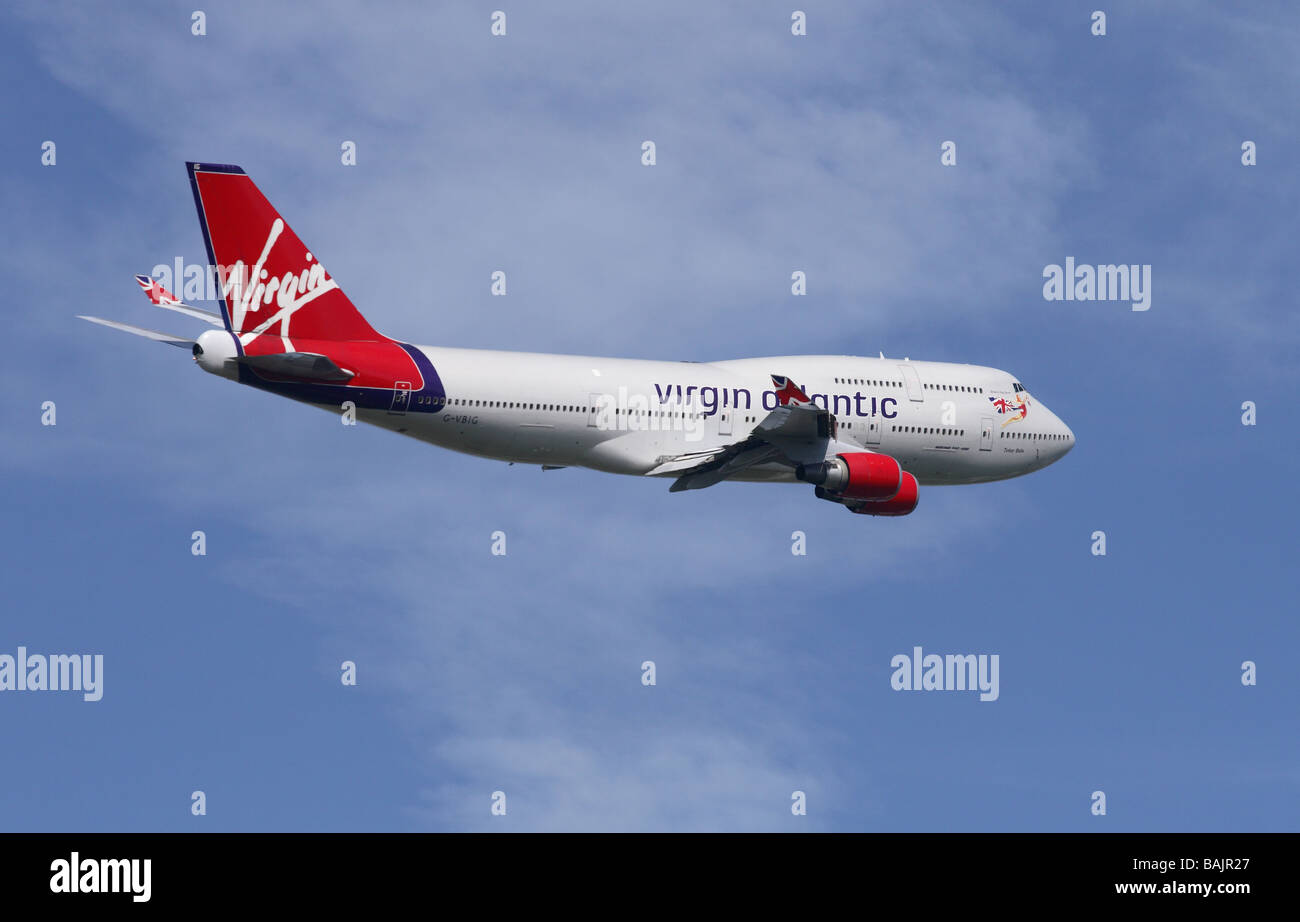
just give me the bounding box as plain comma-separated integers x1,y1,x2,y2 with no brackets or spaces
989,392,1029,422
771,375,813,407
134,274,182,306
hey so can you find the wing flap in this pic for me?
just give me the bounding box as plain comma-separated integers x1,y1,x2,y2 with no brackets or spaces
644,449,726,477
669,441,783,492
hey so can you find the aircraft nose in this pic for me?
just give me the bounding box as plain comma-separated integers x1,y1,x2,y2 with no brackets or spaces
1038,402,1073,461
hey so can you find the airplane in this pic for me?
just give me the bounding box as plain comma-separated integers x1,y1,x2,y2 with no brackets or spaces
80,162,1075,516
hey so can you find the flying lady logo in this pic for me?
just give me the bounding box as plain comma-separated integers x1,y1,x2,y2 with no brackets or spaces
989,392,1029,427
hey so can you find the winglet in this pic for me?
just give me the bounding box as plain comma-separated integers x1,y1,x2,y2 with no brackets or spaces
770,375,813,407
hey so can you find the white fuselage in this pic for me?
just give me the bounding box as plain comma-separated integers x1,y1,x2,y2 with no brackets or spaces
318,347,1074,486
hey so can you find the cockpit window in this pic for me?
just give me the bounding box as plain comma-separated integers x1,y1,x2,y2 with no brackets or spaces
1012,382,1027,393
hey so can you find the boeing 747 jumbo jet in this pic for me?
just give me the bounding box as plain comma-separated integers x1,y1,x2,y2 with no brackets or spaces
81,163,1074,516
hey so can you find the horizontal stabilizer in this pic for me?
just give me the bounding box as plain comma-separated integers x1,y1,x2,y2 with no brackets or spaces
238,352,355,383
154,301,223,325
77,315,194,348
134,275,223,326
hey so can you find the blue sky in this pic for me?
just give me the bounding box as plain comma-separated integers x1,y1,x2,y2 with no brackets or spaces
1,1,1296,831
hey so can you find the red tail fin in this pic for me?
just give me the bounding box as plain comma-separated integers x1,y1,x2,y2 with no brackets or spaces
187,162,383,351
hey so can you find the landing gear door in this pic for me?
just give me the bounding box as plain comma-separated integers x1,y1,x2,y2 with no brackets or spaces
980,416,994,451
389,381,411,415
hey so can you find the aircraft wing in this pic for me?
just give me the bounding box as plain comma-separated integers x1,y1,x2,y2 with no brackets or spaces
653,373,842,492
754,402,830,442
661,436,785,492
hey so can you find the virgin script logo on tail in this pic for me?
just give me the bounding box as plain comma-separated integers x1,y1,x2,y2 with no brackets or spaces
217,218,338,351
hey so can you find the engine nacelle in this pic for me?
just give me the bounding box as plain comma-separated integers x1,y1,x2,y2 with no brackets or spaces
795,452,901,501
849,471,919,516
193,329,240,381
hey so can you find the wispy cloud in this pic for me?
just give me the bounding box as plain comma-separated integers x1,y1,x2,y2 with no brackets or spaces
5,0,1297,831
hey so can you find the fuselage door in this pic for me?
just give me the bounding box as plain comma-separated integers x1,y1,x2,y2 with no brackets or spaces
899,364,924,402
717,406,733,436
389,381,412,415
979,416,993,451
865,417,882,446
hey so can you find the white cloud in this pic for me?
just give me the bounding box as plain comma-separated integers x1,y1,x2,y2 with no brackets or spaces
12,0,1288,830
